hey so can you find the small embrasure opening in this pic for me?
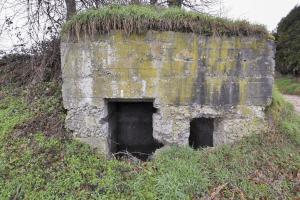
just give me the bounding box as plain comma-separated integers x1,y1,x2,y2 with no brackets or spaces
189,118,214,149
107,101,163,160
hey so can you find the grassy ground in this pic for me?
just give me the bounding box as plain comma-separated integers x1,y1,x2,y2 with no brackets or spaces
0,83,299,199
276,75,300,95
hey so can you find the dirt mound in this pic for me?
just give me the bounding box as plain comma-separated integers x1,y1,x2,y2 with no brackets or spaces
14,111,69,139
11,82,70,140
0,39,61,87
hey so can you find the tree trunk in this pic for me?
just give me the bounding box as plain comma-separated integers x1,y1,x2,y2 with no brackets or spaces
150,0,158,5
167,0,183,7
65,0,76,20
131,0,140,4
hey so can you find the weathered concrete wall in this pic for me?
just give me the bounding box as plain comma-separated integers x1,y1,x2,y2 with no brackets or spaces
61,31,275,154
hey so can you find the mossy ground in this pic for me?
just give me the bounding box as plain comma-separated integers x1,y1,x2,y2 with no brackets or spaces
0,83,299,199
276,75,300,95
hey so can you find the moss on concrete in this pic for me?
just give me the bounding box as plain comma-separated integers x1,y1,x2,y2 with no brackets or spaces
62,31,273,106
239,80,249,104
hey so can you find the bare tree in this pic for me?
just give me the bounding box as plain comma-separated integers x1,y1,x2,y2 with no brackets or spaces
167,0,183,7
0,1,6,37
65,0,76,20
150,0,158,5
166,0,220,13
0,0,224,54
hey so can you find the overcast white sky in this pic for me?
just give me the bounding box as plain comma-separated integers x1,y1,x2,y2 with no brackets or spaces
0,0,299,52
223,0,300,31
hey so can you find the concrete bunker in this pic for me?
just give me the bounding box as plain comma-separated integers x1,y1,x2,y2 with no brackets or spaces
60,6,275,158
107,100,163,160
189,118,214,149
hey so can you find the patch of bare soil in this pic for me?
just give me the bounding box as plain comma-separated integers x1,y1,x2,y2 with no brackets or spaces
0,39,61,87
13,83,70,140
14,111,70,140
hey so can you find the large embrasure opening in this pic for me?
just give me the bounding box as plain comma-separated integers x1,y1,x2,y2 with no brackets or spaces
107,101,162,160
189,118,214,149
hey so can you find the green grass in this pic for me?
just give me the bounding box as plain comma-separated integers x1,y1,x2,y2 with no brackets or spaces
267,87,300,145
0,83,299,199
276,75,300,95
62,5,269,40
0,94,31,137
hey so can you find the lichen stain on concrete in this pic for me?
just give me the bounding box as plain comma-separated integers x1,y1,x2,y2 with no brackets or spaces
61,31,275,155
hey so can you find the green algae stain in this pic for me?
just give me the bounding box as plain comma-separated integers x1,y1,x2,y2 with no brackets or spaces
206,37,219,72
179,35,199,104
108,32,157,97
242,61,249,73
239,79,248,105
67,31,270,107
235,37,242,49
219,39,234,73
205,37,239,74
206,78,224,103
157,32,200,104
250,38,266,55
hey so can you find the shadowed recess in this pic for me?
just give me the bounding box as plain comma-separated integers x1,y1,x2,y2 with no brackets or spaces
189,118,214,148
108,101,163,160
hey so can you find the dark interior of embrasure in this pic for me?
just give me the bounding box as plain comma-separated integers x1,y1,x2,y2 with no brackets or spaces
189,118,214,149
108,101,163,160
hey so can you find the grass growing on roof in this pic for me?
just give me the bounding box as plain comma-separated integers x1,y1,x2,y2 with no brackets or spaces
62,5,269,40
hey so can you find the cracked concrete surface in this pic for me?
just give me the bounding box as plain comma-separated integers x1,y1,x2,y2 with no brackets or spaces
61,31,275,155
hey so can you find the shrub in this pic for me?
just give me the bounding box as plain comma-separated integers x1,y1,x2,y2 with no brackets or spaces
275,5,300,75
